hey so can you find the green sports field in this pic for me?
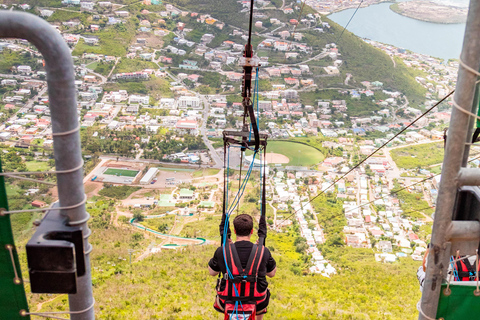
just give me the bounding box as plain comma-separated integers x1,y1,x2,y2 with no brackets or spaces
104,168,139,177
247,140,324,167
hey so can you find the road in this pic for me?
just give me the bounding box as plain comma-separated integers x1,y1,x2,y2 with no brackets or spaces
83,158,108,184
165,70,223,168
14,85,49,116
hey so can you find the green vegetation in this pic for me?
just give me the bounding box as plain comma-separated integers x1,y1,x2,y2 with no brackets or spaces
180,214,219,239
72,20,137,57
139,215,176,233
394,186,434,220
93,61,114,76
192,168,220,178
104,168,139,177
390,3,401,14
313,194,347,249
98,185,141,199
247,140,324,167
103,81,149,95
25,161,52,172
35,224,420,319
301,17,427,105
115,58,158,73
167,0,246,28
47,10,90,25
391,142,444,169
0,50,40,73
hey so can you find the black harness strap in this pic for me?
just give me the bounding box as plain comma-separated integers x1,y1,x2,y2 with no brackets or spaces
457,258,477,279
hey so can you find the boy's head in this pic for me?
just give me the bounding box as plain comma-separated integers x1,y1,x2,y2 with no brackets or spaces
233,214,254,236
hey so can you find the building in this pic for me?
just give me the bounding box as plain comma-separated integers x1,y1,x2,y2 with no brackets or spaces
179,188,194,200
178,96,201,108
140,168,158,185
17,65,32,74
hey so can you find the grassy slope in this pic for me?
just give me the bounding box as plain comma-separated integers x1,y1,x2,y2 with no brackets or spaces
322,17,427,105
390,142,444,169
89,232,420,320
16,193,421,319
72,19,137,57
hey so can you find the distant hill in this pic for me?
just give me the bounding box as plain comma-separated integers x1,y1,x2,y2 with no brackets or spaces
166,0,427,105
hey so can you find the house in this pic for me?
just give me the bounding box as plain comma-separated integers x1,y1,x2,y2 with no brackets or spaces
80,1,94,10
17,65,32,74
176,119,198,135
31,200,47,208
40,9,55,17
179,188,195,200
84,37,99,45
284,77,299,86
129,95,150,105
115,11,130,17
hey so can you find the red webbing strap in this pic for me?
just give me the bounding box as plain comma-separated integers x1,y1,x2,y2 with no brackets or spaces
248,246,265,298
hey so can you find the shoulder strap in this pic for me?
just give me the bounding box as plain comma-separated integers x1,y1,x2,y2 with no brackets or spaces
223,242,234,275
244,244,258,275
249,245,265,276
463,258,474,272
229,242,245,275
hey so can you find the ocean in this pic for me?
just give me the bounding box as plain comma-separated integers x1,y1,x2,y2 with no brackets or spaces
328,2,467,61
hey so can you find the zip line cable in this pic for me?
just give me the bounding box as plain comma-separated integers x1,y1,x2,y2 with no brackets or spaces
276,89,456,227
292,0,307,37
335,0,365,43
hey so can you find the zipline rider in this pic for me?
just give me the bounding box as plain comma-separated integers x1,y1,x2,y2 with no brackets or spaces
208,214,277,319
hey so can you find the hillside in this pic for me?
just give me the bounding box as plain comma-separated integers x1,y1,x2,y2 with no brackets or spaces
13,192,423,320
165,0,427,105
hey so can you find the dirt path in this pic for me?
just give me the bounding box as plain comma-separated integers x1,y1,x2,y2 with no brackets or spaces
35,295,65,312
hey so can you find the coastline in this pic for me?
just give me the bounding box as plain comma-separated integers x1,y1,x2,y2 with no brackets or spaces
318,0,392,15
389,1,467,24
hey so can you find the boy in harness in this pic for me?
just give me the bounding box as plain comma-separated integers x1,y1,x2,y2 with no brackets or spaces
208,214,276,320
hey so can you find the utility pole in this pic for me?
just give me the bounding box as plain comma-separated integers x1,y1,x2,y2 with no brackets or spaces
128,249,134,275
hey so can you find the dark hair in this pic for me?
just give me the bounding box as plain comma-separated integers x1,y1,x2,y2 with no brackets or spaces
233,214,253,236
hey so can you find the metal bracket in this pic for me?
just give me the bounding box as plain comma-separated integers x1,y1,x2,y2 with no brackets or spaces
26,203,85,294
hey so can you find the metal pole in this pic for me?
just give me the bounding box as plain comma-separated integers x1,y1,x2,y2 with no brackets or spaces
462,83,480,166
0,11,94,320
419,0,480,318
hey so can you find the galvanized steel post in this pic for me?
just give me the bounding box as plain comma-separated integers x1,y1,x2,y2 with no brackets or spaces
418,0,480,318
0,11,94,320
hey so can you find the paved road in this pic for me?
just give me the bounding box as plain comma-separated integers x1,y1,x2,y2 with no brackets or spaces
165,70,223,168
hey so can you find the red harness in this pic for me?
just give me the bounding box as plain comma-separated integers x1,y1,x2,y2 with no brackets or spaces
214,243,268,319
456,258,477,281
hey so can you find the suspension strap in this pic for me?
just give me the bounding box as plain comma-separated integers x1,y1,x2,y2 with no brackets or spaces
258,146,267,245
220,142,231,243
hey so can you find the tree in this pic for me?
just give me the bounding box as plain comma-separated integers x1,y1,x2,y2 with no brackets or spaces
133,211,144,222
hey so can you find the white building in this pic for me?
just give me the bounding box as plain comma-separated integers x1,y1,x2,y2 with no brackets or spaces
178,96,201,108
140,168,158,185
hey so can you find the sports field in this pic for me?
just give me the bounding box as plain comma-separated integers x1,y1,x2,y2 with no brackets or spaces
247,141,324,167
104,168,139,177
